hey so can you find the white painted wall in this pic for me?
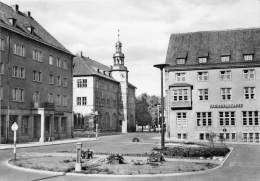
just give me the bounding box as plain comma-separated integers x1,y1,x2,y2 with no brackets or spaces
73,76,94,116
166,67,260,141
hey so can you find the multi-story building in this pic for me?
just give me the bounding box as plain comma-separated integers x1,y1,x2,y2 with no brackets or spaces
73,38,136,133
0,3,74,143
165,28,260,143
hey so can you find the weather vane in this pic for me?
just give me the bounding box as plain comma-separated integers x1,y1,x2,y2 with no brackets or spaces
117,29,120,41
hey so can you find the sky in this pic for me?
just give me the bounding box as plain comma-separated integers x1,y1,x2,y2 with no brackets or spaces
2,0,260,96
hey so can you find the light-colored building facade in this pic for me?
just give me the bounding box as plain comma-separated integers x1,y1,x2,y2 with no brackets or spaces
73,39,136,133
165,28,260,143
0,3,74,143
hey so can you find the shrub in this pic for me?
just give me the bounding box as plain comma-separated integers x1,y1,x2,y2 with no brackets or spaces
106,154,125,164
153,146,230,158
132,137,140,142
147,152,165,163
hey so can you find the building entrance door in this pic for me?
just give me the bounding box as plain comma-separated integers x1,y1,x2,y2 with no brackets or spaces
33,115,41,140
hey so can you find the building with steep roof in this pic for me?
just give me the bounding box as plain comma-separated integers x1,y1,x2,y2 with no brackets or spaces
165,28,260,143
0,2,74,143
73,38,136,133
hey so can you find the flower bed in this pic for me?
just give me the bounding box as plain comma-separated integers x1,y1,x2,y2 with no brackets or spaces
9,153,218,175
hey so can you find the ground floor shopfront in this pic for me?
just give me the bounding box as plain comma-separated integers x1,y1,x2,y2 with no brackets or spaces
0,108,73,143
166,108,260,143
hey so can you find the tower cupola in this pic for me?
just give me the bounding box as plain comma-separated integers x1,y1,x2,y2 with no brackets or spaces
113,29,125,65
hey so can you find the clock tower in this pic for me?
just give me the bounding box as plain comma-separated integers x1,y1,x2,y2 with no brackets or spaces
111,30,129,133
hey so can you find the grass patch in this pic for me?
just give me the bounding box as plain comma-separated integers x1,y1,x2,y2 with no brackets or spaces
10,153,219,175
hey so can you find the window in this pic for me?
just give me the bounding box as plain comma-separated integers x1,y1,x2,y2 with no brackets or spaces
0,63,4,74
0,87,3,100
54,117,59,133
220,70,231,80
32,49,42,62
0,38,4,50
63,95,68,106
12,88,24,102
198,57,207,64
175,72,185,82
255,133,259,143
21,116,29,135
177,133,181,139
57,76,61,86
243,133,248,142
176,112,187,128
33,91,40,103
221,88,232,100
249,133,254,142
48,93,54,103
57,58,61,67
176,58,185,65
77,79,87,88
198,89,208,100
196,112,212,126
12,66,25,79
76,97,81,106
242,111,259,126
63,61,68,69
243,69,255,80
61,117,67,132
13,43,25,56
200,133,204,140
56,94,61,105
49,74,54,84
173,89,188,101
32,71,42,82
197,72,208,81
244,87,255,99
63,78,68,87
221,55,230,62
243,54,253,61
49,55,53,65
219,111,235,126
231,133,236,141
82,97,87,105
183,133,187,139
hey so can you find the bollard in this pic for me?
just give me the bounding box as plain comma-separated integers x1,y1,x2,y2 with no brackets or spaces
95,123,98,140
75,142,82,172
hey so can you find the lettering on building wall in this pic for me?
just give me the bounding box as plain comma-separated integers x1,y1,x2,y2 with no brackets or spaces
210,104,243,109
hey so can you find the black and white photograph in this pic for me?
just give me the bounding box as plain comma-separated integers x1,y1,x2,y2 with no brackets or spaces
0,0,260,180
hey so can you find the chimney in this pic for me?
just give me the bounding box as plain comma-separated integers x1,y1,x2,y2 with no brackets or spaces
25,11,31,17
11,4,19,12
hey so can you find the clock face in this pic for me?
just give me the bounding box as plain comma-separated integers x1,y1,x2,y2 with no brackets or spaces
120,73,125,79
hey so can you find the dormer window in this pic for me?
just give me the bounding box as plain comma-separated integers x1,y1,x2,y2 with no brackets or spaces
27,26,34,34
176,58,186,65
198,57,208,64
8,18,16,26
97,69,100,73
243,54,253,61
221,55,230,63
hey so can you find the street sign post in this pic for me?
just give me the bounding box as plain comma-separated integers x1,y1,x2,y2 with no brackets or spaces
11,122,18,160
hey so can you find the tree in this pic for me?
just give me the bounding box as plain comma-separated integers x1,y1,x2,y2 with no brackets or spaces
135,93,160,131
135,94,152,131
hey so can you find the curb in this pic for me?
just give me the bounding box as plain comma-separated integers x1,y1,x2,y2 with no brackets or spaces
6,147,234,178
0,138,99,150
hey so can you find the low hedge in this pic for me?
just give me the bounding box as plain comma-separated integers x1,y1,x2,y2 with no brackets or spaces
153,146,230,158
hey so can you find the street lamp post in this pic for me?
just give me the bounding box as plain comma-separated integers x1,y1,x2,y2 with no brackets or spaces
93,111,99,140
153,63,169,149
11,122,18,160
